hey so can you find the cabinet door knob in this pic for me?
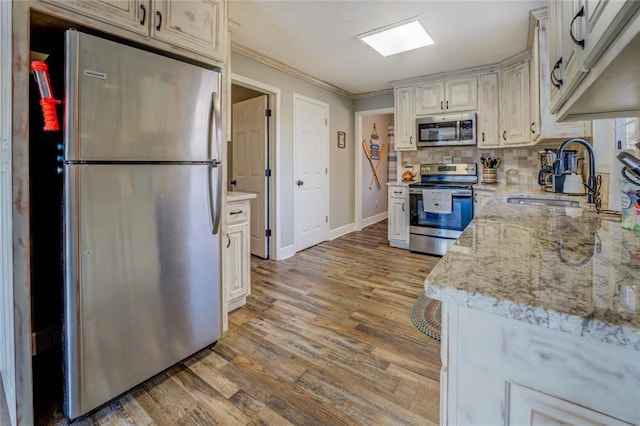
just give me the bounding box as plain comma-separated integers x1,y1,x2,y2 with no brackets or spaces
296,180,304,186
446,100,449,110
156,10,162,31
482,132,485,142
502,131,507,141
569,6,586,49
402,202,405,212
409,136,413,145
531,122,536,134
440,101,444,110
139,4,146,25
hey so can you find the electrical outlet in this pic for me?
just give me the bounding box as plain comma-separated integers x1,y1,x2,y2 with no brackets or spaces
443,155,452,163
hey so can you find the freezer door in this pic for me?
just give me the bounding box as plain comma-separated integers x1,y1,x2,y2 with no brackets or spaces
64,163,221,419
65,30,221,162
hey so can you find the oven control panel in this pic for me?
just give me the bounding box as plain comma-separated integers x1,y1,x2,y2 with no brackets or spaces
420,163,477,176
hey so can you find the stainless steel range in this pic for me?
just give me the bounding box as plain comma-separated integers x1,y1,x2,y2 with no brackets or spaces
409,163,477,255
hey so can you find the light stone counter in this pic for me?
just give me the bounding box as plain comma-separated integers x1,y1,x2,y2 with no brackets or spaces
425,182,640,351
226,191,257,202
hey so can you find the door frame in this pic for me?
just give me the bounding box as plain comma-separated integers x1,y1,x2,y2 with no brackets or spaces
0,1,16,424
354,107,394,231
292,93,330,253
231,74,281,260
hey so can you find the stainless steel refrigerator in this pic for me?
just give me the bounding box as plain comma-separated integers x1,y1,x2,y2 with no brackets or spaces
63,30,222,419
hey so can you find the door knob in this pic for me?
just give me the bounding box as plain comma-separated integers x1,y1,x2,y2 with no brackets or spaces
296,180,304,186
230,179,237,186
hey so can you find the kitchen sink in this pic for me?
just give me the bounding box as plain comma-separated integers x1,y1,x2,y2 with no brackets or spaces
507,197,580,208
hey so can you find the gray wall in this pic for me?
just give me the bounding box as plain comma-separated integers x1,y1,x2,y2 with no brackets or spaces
231,52,354,251
361,114,391,220
354,92,394,112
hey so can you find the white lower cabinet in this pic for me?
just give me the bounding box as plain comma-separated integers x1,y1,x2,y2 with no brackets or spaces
388,186,409,249
473,188,494,216
223,198,251,321
440,304,639,426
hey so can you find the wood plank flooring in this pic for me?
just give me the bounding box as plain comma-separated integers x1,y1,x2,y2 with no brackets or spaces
42,220,442,425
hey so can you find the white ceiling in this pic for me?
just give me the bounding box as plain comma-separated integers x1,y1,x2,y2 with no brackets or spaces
229,0,547,96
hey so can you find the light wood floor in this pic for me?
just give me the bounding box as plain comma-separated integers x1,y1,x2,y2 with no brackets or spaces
43,220,442,425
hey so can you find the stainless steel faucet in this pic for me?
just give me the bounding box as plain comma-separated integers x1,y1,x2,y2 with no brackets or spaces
553,138,597,203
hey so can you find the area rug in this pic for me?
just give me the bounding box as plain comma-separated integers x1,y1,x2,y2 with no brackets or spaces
410,293,441,341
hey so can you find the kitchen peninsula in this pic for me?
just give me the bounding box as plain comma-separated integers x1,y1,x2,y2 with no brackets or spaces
425,184,640,425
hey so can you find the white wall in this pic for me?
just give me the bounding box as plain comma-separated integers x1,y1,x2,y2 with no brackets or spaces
231,52,354,253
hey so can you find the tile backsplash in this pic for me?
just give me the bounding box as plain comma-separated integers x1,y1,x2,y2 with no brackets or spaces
400,146,557,185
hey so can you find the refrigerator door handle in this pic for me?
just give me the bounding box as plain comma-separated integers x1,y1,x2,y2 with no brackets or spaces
209,91,222,163
209,162,222,234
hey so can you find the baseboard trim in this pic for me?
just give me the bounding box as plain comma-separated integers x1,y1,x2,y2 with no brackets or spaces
277,244,296,260
361,212,388,228
329,223,355,240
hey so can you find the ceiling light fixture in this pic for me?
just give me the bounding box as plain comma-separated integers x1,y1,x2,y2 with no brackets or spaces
358,17,434,57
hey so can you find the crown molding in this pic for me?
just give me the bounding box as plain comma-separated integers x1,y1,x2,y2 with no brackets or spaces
231,42,356,99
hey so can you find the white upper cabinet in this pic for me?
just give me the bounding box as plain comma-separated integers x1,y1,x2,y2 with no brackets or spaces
415,77,477,115
151,0,223,60
394,86,416,151
477,72,500,148
581,0,640,69
547,0,640,120
530,10,590,143
39,0,225,62
40,0,148,35
548,0,589,114
500,61,530,146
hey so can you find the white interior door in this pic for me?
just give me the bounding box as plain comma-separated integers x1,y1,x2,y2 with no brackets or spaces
232,95,268,258
294,95,329,252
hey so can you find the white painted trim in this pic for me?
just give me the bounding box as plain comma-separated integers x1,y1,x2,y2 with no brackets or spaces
0,19,16,426
292,93,330,253
329,223,354,241
0,1,15,424
354,107,394,232
230,74,283,260
279,244,296,260
360,211,387,229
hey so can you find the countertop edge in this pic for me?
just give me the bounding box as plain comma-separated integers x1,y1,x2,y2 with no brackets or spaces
424,280,640,351
227,191,258,202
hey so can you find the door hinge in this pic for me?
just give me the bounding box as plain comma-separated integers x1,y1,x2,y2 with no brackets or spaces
265,168,271,177
325,167,328,174
325,119,328,125
265,109,272,117
265,229,272,237
325,216,328,223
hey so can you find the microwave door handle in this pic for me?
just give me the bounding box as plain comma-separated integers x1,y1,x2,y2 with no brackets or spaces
456,120,461,142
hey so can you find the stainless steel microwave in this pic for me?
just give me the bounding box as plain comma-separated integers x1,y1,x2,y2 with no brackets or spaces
416,112,476,147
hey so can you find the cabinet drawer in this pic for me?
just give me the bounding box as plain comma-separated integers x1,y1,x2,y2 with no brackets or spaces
226,200,250,225
389,187,408,199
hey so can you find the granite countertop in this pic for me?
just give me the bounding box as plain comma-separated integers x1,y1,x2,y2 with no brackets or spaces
227,191,257,202
387,180,415,186
424,182,640,351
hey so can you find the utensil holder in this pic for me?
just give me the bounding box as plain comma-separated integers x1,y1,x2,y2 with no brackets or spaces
482,168,497,183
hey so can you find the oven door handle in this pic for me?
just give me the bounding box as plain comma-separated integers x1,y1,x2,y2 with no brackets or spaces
410,189,473,197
